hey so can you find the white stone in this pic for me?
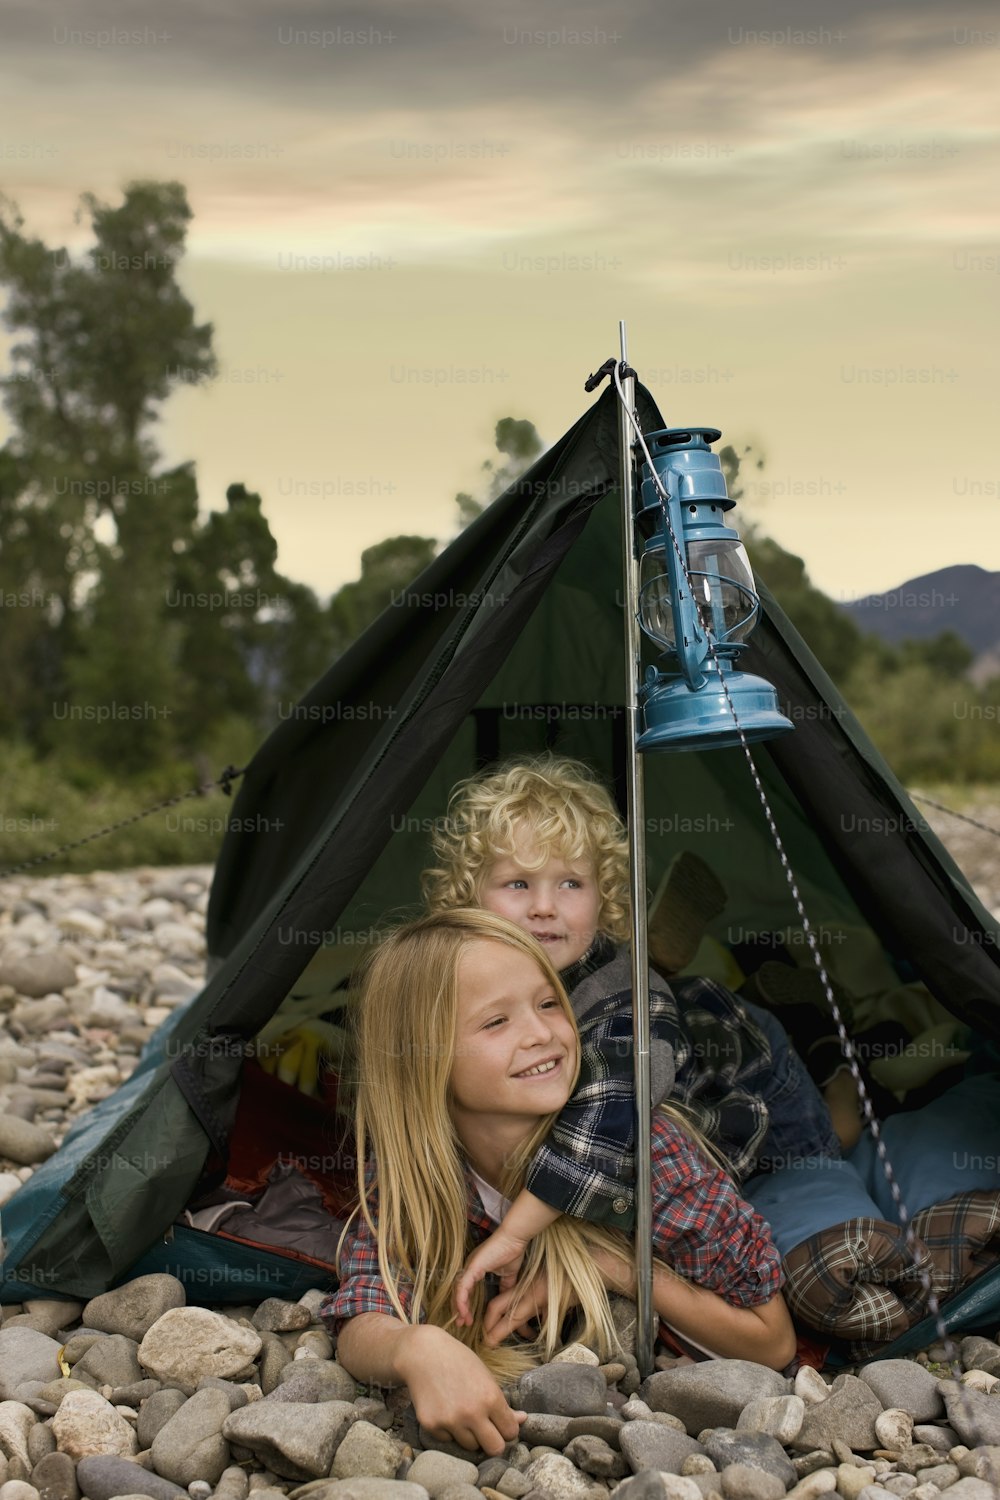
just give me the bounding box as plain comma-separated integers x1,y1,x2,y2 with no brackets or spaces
141,900,176,925
60,909,108,940
552,1343,601,1366
794,1364,832,1404
874,1408,913,1450
152,922,203,956
139,1308,262,1387
82,988,135,1027
143,1007,172,1029
784,1472,836,1500
0,1175,23,1207
736,1393,804,1444
836,1464,878,1500
51,1389,139,1459
150,962,200,991
0,1402,36,1468
65,1066,121,1107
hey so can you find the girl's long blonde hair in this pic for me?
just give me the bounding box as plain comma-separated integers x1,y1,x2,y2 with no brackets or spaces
343,909,634,1377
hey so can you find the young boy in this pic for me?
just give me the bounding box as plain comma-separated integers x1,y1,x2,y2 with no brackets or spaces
422,755,842,1320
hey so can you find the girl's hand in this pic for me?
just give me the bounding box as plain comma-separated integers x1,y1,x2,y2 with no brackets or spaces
395,1325,526,1454
453,1228,530,1326
483,1268,553,1347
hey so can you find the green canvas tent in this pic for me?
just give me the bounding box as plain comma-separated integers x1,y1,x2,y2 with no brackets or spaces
3,382,999,1352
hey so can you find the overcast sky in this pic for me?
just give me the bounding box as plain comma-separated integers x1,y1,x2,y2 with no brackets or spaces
2,0,998,603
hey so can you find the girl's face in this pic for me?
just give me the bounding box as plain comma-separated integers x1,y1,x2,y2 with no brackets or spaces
449,938,578,1143
478,829,603,972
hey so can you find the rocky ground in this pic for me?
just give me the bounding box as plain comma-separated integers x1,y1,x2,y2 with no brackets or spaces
0,800,998,1500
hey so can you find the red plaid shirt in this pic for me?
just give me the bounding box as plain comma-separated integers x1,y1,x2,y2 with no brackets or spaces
321,1111,782,1334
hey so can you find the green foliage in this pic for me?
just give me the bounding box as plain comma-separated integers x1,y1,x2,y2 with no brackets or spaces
841,660,1000,783
327,535,437,649
747,531,870,678
0,185,336,780
455,416,544,525
0,738,241,874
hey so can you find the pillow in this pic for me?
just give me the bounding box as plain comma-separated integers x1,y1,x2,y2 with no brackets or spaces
743,1156,884,1258
849,1074,1000,1220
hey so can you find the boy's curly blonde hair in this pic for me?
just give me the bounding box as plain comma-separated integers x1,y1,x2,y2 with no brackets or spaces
422,755,630,943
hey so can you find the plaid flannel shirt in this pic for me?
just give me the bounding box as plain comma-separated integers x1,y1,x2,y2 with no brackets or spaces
320,1110,782,1336
526,950,775,1229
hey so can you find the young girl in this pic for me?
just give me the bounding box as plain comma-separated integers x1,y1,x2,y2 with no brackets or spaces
321,910,795,1455
422,756,841,1320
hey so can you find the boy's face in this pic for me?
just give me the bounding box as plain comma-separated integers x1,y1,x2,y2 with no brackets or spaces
478,831,603,972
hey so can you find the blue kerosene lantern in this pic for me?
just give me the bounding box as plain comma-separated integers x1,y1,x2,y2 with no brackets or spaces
634,426,794,751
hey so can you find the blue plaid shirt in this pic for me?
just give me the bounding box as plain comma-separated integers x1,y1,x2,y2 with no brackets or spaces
526,949,777,1228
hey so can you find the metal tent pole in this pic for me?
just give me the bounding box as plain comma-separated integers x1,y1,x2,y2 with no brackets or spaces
615,321,655,1377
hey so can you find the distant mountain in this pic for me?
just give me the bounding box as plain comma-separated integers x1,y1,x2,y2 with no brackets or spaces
840,564,1000,657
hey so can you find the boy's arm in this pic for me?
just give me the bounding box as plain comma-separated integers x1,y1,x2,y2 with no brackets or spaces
525,1012,676,1228
477,1238,794,1369
588,1244,796,1371
453,1189,558,1325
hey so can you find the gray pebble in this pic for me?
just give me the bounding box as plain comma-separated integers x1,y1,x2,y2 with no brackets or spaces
75,1335,144,1390
150,1388,233,1487
562,1435,627,1480
0,1331,64,1399
642,1365,789,1437
213,1469,250,1500
911,1424,958,1453
405,1453,478,1497
251,1302,310,1338
26,1428,55,1466
702,1431,796,1490
496,1470,532,1497
269,1362,357,1405
28,1453,77,1500
256,1334,291,1396
517,1415,571,1449
857,1362,943,1425
942,1381,1000,1448
523,1452,608,1500
82,1279,186,1346
330,1424,405,1482
108,1381,162,1407
476,1461,509,1490
565,1417,623,1449
137,1390,189,1450
519,1366,608,1419
792,1376,883,1455
620,1422,703,1476
193,1379,247,1410
74,1454,188,1500
224,1402,359,1482
719,1466,785,1500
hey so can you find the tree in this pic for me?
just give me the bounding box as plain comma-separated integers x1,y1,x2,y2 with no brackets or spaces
455,417,544,525
171,483,337,740
0,181,217,763
0,181,215,479
328,535,437,651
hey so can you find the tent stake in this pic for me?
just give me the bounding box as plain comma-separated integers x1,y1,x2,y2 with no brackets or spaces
615,321,656,1378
